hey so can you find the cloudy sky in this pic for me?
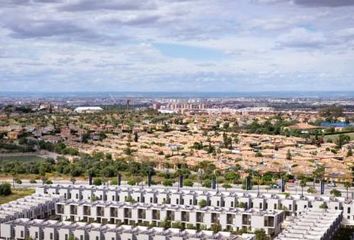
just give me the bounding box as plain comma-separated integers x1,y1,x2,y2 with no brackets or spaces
1,0,354,92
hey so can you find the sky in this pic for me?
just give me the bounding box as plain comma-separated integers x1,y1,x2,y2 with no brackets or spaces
1,0,354,92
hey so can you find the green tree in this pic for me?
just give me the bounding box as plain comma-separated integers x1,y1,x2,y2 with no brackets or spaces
312,165,325,187
344,181,351,199
336,134,350,149
319,105,344,122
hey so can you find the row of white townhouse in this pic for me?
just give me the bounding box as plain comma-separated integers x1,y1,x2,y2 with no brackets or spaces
0,218,246,240
55,200,284,236
0,195,60,224
37,185,354,225
275,209,343,240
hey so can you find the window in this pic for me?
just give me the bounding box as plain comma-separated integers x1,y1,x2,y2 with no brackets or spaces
76,194,78,199
190,199,192,205
231,201,234,207
217,201,220,206
96,237,99,240
36,232,38,239
65,234,68,240
80,235,83,240
50,233,53,240
260,203,263,209
112,196,115,201
21,231,24,237
348,207,351,214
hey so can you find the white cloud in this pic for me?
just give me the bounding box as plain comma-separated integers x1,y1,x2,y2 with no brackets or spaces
0,0,354,91
277,28,327,48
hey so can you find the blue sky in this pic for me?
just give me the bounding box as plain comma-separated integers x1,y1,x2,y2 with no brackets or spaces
1,0,354,92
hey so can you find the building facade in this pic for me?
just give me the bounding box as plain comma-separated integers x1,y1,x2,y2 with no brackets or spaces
37,185,354,225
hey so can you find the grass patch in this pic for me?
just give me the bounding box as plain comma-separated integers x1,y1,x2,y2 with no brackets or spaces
0,154,45,162
0,188,35,205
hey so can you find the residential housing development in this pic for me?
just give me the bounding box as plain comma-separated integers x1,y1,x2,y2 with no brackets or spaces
0,183,351,240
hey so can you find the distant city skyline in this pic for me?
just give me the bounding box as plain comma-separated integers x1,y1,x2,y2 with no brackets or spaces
1,0,354,92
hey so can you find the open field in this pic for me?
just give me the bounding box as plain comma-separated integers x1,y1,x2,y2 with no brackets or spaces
0,188,35,205
323,132,354,142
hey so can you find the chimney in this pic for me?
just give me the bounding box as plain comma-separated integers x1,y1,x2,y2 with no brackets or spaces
88,174,93,185
147,168,152,187
179,175,184,188
320,180,325,195
281,178,286,192
245,176,252,190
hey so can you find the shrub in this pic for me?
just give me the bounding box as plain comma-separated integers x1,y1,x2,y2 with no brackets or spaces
202,179,211,188
163,179,174,186
93,178,102,186
45,180,53,185
111,178,118,185
14,178,22,184
171,221,183,229
0,182,12,196
211,223,222,233
307,187,317,194
198,199,208,208
330,189,341,197
30,179,37,184
254,229,270,240
184,179,193,187
128,179,137,186
320,202,328,209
